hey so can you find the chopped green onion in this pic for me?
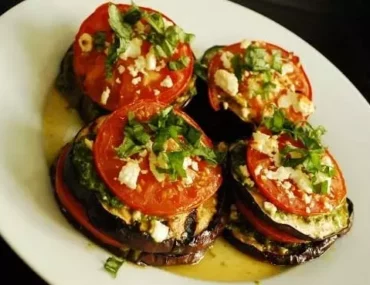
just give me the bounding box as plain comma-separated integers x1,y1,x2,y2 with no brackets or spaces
168,56,190,70
104,256,124,278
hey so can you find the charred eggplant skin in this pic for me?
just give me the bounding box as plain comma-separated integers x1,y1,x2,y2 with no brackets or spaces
223,228,337,266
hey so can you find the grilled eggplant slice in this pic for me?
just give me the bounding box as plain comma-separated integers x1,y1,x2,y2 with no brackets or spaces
224,225,337,266
229,140,353,241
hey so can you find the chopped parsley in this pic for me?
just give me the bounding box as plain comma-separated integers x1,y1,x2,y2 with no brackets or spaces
115,107,225,181
244,45,270,71
104,256,125,278
168,56,190,70
262,109,335,194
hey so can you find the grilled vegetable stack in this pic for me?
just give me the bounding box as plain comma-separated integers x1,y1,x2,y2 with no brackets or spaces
56,2,197,122
224,110,353,265
52,101,226,266
204,40,313,124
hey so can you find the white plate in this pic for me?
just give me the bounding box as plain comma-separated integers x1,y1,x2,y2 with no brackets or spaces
1,0,370,284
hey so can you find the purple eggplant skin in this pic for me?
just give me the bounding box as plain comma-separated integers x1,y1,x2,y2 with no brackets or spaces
223,228,337,266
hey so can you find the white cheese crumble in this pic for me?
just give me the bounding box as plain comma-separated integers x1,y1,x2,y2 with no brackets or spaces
223,102,229,110
132,211,142,222
78,33,93,52
290,169,313,194
118,65,125,74
282,181,292,190
100,87,110,105
132,77,142,85
265,167,293,181
160,75,173,88
153,89,160,96
303,193,312,205
120,38,142,60
214,69,239,96
263,201,277,215
241,107,250,120
322,155,333,167
220,51,234,69
183,169,196,185
115,77,121,84
240,39,251,49
118,161,141,190
146,51,157,71
296,96,315,117
255,164,263,176
281,63,294,75
183,157,192,170
150,220,169,242
191,161,199,171
252,131,279,158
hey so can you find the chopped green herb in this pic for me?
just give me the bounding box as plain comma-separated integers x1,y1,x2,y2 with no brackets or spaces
313,180,329,195
168,56,190,70
157,151,187,180
231,54,244,81
271,50,282,72
143,11,165,34
93,32,106,51
123,2,142,25
116,112,151,158
244,46,270,71
105,38,120,77
104,256,125,278
108,4,132,55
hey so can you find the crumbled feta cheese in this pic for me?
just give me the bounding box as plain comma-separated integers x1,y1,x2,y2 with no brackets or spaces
160,75,173,88
282,181,292,190
287,190,295,200
281,63,294,75
146,51,157,71
265,167,293,181
191,161,199,172
132,77,142,85
306,207,311,214
263,104,275,117
241,107,250,119
150,220,169,242
116,77,121,84
321,155,333,167
183,169,196,185
141,170,148,174
324,201,333,211
118,161,141,190
132,211,142,222
120,38,142,60
290,169,313,194
220,51,234,69
252,131,279,158
153,89,160,96
264,202,277,215
118,65,125,74
255,164,263,176
303,193,312,205
78,33,93,52
214,69,239,96
136,90,141,94
296,96,315,117
100,86,110,105
278,92,297,109
240,39,251,49
183,157,192,170
155,60,166,71
223,102,229,110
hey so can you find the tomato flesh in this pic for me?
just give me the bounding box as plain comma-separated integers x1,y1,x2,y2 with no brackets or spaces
55,146,122,248
235,200,306,244
208,41,312,123
73,3,194,111
93,101,222,216
246,130,347,216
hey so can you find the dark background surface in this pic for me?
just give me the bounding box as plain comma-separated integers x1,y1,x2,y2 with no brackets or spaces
0,0,369,284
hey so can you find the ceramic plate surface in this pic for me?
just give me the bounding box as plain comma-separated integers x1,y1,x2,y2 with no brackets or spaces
0,0,369,284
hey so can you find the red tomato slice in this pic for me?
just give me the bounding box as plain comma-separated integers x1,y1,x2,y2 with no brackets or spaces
55,146,122,248
93,101,222,216
246,129,347,216
208,41,312,123
73,3,194,111
235,200,306,244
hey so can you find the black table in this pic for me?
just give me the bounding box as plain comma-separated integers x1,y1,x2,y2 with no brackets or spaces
0,0,369,284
